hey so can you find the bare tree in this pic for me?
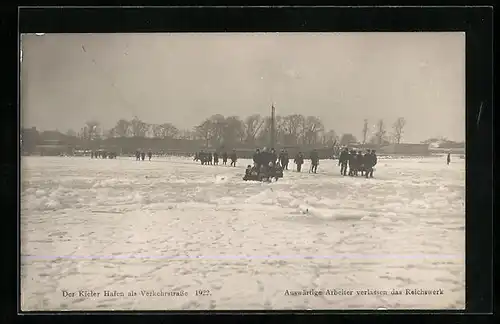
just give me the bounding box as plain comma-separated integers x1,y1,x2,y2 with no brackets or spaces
113,119,131,137
258,114,296,147
223,116,245,145
130,116,148,137
322,129,338,146
258,114,300,147
203,114,226,146
301,116,324,145
374,119,387,145
244,114,265,144
256,116,272,146
105,128,117,139
282,114,305,145
151,124,164,138
194,119,214,148
235,120,247,143
160,123,179,139
179,129,197,140
274,115,286,145
79,127,87,140
145,124,155,138
391,117,406,144
85,120,100,141
362,119,369,144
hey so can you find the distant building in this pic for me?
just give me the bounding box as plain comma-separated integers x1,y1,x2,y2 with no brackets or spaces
350,143,379,150
427,140,465,154
37,140,73,156
429,146,465,154
379,143,430,155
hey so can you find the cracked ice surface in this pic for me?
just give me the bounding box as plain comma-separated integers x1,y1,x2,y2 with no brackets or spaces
20,156,465,311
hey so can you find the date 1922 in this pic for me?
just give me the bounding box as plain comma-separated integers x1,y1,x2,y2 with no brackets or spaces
195,289,211,296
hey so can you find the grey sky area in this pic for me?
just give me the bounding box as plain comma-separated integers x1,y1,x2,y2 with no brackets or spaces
21,32,465,142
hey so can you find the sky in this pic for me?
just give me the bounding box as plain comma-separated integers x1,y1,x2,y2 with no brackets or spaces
20,32,465,143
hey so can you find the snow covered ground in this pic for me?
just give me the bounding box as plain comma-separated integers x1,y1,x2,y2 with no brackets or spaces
20,156,465,311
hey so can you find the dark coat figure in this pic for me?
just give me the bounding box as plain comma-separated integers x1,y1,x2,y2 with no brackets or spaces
91,151,94,159
201,151,208,165
259,149,273,170
357,152,364,176
222,152,228,165
213,152,219,165
148,151,152,161
230,150,237,167
208,153,213,165
253,149,262,169
362,151,371,176
279,150,287,169
283,150,289,170
365,150,377,178
310,150,319,173
294,152,304,172
135,150,141,161
348,150,356,176
270,148,278,166
338,148,349,176
353,152,363,176
243,164,261,181
140,152,146,161
447,153,451,165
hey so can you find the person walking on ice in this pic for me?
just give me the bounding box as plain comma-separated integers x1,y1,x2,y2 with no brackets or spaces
310,149,319,173
294,152,304,172
230,150,237,167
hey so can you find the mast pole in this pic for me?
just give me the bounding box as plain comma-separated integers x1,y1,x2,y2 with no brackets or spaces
270,103,275,149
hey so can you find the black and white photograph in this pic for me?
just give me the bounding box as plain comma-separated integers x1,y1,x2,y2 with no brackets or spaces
20,32,465,311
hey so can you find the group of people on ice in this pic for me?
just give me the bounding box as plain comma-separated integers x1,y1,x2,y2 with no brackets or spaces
246,148,318,173
90,150,117,159
337,148,378,178
135,150,153,161
243,148,320,181
290,149,320,173
193,145,378,181
194,150,238,167
246,146,377,179
244,147,285,181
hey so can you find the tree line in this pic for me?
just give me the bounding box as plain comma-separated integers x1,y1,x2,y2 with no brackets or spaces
73,114,409,148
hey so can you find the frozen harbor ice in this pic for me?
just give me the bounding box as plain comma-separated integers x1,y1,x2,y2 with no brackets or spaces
20,155,465,311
